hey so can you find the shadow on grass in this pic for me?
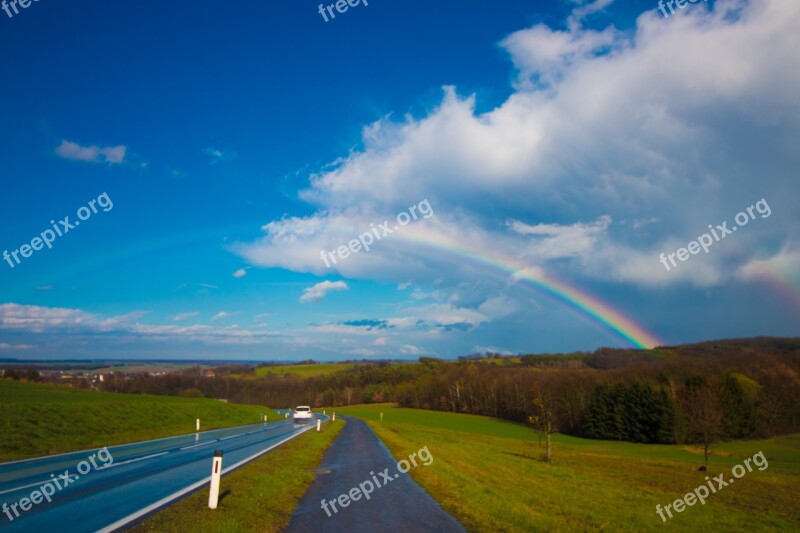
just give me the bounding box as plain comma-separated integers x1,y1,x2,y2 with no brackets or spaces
503,451,550,462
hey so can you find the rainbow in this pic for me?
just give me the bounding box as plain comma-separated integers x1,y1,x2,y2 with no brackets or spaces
38,222,664,350
391,228,663,350
738,254,800,315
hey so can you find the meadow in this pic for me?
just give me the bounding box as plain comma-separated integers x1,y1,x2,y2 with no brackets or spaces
0,380,278,461
336,404,800,531
254,362,357,378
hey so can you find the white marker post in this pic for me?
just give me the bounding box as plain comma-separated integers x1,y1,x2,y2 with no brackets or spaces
208,450,223,509
317,418,321,432
332,413,336,422
196,418,200,432
380,412,383,422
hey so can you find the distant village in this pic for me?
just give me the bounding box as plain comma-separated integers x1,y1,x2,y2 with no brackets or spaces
0,364,218,389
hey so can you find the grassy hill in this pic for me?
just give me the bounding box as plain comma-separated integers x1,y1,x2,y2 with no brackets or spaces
337,404,800,532
0,380,278,461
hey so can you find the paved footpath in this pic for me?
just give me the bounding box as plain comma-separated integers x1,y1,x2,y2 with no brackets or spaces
285,416,466,533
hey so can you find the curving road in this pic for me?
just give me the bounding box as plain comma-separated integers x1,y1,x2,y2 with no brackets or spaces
0,417,319,532
286,416,465,533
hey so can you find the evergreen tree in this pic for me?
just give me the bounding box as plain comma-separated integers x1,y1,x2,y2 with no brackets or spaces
720,373,757,439
584,381,678,444
584,383,615,439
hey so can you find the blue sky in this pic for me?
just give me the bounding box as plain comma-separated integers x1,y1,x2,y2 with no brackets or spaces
0,0,798,360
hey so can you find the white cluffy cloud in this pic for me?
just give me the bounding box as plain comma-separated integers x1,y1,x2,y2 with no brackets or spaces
172,312,199,322
203,147,237,164
0,343,32,351
55,140,127,164
508,216,611,259
0,303,276,347
300,281,349,303
736,245,800,283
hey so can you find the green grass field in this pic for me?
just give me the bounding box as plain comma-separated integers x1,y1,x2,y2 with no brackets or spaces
337,404,800,532
0,380,279,461
254,363,357,378
131,419,344,533
471,357,522,365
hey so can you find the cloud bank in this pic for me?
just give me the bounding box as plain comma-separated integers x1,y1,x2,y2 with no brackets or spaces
235,0,800,296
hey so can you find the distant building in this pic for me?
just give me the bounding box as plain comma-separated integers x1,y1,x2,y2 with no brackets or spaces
204,370,216,378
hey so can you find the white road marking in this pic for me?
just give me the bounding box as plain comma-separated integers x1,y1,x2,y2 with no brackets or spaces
0,473,76,496
180,440,218,451
95,452,169,471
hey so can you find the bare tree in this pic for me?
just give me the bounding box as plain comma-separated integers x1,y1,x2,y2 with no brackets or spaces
529,385,558,462
682,377,722,467
343,386,353,406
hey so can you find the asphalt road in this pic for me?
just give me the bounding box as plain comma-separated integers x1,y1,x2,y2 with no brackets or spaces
286,416,465,533
0,417,317,532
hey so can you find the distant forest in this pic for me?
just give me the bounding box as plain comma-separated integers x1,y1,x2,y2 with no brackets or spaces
5,337,799,447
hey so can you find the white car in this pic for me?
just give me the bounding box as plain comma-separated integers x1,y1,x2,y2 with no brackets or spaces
293,405,313,423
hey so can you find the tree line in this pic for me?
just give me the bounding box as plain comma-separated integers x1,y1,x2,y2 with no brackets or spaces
13,337,796,451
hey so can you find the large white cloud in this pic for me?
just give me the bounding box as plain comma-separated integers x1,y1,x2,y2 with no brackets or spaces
234,0,800,297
